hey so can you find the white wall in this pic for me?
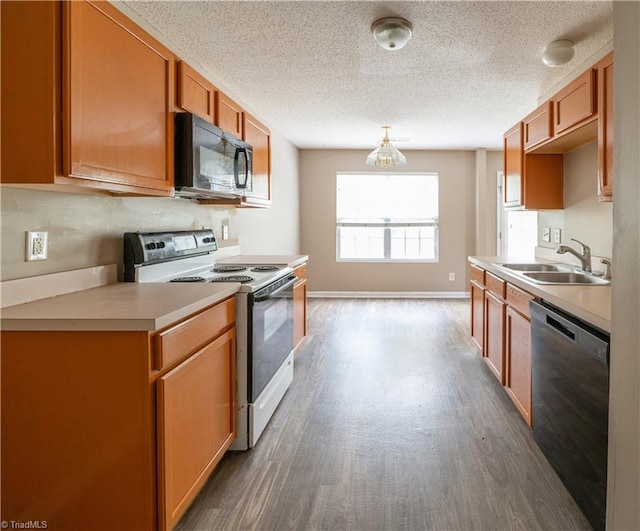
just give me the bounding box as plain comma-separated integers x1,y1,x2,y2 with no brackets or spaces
537,141,613,267
608,3,640,528
299,149,500,293
0,133,300,281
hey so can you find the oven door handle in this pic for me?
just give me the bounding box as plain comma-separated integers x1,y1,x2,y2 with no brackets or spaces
254,276,297,302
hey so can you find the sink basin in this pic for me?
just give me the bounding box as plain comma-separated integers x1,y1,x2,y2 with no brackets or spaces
498,263,569,272
521,271,610,285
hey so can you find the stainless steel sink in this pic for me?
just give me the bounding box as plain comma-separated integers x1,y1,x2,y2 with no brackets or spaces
497,263,570,272
521,271,610,285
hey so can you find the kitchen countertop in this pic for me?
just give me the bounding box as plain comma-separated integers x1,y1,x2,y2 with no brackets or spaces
0,282,239,332
469,256,611,333
219,254,308,269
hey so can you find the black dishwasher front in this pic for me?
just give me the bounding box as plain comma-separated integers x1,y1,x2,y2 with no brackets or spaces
530,300,610,531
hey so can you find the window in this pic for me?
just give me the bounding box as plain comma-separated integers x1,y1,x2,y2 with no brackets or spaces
336,172,439,262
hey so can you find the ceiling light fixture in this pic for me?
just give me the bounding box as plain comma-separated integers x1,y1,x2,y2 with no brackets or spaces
371,17,413,51
541,40,575,67
366,126,408,167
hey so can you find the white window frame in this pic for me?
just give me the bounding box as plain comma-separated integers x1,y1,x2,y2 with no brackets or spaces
336,172,439,263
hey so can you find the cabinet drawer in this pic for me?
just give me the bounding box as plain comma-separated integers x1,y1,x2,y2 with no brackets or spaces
294,264,307,281
506,283,534,319
155,297,235,370
485,272,506,299
470,264,485,285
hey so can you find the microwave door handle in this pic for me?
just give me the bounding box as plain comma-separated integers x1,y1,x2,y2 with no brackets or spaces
234,148,248,189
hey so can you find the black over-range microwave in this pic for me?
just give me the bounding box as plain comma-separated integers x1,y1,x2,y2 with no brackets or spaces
175,112,253,199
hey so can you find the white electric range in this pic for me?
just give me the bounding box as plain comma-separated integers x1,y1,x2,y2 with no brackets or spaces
124,229,296,450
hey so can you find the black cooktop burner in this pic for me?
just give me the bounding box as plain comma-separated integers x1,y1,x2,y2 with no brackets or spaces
170,276,207,283
212,265,247,273
251,265,281,272
210,275,254,284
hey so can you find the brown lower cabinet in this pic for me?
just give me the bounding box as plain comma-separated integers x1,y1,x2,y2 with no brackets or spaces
469,264,534,425
293,263,308,349
1,297,236,530
484,272,507,384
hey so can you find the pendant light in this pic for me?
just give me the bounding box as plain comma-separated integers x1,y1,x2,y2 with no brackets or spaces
366,126,407,167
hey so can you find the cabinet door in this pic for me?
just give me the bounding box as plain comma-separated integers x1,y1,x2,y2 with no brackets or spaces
294,278,307,349
503,123,523,207
216,91,243,137
64,1,174,194
484,291,506,384
506,306,532,426
470,280,485,353
177,61,216,123
598,52,614,201
244,112,272,203
553,68,596,136
523,102,553,151
157,329,236,531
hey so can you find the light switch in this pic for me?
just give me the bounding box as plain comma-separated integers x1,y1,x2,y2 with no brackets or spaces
553,228,562,244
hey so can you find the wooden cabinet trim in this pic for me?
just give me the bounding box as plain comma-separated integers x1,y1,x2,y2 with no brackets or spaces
484,290,506,384
63,0,176,193
470,280,485,353
506,283,534,319
469,264,485,285
157,328,236,531
485,272,506,299
553,68,596,136
215,91,243,137
177,61,216,123
503,122,524,208
505,306,532,426
523,101,554,151
155,297,235,370
293,264,308,281
597,52,614,201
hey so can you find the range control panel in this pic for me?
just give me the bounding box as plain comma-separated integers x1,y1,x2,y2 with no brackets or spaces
124,230,218,280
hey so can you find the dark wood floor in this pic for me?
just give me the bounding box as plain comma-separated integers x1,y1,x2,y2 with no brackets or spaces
176,298,590,531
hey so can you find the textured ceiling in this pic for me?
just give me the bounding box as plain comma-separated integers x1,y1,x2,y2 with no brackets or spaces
120,1,613,150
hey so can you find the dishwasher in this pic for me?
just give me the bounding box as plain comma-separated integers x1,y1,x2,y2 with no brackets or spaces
530,300,610,531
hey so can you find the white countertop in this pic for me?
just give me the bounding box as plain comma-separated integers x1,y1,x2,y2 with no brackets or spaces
469,256,611,333
218,254,308,269
0,282,239,332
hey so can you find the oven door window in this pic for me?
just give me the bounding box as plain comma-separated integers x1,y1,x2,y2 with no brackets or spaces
249,286,293,402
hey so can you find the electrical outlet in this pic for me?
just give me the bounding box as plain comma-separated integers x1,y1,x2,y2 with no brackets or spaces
222,224,229,241
553,228,562,244
449,272,455,281
542,227,550,242
26,231,48,261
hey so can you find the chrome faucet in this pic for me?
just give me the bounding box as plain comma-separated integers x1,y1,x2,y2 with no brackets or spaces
556,238,592,272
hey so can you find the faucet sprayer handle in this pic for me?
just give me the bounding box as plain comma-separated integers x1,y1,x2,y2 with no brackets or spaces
600,258,612,280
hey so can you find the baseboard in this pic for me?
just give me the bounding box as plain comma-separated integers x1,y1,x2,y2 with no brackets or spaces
307,291,470,299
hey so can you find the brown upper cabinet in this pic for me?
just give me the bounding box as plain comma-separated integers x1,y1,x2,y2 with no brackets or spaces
216,91,244,138
506,52,614,203
523,102,554,152
597,52,614,201
553,69,597,136
177,61,216,124
1,1,175,196
243,112,272,206
503,123,564,210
